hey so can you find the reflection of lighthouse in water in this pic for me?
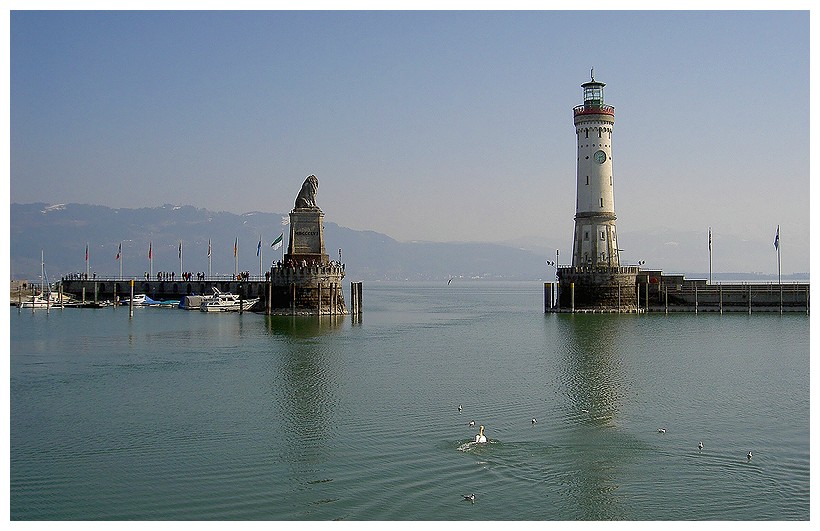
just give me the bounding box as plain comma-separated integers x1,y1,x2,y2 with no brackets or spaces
571,70,619,268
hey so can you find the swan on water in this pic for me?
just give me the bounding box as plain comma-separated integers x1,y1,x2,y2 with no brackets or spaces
475,425,487,443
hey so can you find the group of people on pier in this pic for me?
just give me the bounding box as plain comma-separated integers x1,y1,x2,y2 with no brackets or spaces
272,259,344,271
144,271,207,281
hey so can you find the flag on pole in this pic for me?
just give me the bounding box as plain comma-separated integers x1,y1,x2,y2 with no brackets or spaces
149,241,152,259
116,243,121,260
774,226,780,250
208,238,211,257
85,243,89,261
234,238,237,257
257,237,262,257
179,241,182,259
271,233,283,250
708,228,712,251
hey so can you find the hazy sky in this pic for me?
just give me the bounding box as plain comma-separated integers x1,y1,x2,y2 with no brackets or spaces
9,9,811,273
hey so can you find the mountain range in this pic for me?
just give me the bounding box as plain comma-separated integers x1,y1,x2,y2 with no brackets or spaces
10,203,808,283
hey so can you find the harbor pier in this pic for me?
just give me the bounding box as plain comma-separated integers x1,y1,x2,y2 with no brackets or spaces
546,270,809,314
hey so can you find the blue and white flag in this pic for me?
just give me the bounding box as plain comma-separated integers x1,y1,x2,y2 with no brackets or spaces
257,237,262,257
774,226,780,251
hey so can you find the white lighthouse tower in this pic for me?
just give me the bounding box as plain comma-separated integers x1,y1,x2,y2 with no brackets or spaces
572,70,619,268
556,71,639,312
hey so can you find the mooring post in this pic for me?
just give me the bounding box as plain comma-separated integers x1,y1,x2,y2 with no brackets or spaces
645,282,649,313
618,282,621,313
266,280,271,315
778,282,783,315
719,284,723,314
664,285,668,315
748,285,752,314
317,282,322,315
544,283,549,313
129,279,134,318
636,282,640,312
570,282,575,313
695,284,698,314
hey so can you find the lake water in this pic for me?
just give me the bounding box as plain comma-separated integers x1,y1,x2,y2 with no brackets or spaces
9,281,810,520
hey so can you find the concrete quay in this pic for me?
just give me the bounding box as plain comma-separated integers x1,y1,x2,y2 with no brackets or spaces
546,270,809,314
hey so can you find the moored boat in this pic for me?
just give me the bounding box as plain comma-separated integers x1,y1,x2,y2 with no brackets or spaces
200,287,259,312
120,294,156,306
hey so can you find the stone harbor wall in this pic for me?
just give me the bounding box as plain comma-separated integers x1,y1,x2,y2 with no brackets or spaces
267,262,347,315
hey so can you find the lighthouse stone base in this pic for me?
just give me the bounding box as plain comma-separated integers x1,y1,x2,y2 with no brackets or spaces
556,266,640,312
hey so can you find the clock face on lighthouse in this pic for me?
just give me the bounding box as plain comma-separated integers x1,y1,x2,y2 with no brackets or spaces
593,150,607,164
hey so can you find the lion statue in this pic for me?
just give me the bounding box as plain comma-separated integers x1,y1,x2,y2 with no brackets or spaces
294,175,319,209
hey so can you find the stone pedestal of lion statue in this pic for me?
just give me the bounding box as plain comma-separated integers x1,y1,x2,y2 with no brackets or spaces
266,175,348,315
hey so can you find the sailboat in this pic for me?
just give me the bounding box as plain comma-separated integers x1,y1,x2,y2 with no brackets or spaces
19,251,62,308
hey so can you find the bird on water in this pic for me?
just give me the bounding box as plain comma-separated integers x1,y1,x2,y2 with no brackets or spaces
747,451,753,460
532,418,537,425
698,441,704,450
463,494,475,503
475,425,487,443
458,404,463,413
468,420,475,427
658,428,666,434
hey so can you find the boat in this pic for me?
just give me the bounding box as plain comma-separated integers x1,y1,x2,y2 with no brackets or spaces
200,287,259,312
19,291,64,308
147,299,180,308
120,293,157,306
18,251,68,308
73,300,114,309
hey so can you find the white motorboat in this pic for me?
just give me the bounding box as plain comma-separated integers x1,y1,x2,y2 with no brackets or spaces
200,287,259,312
120,294,156,306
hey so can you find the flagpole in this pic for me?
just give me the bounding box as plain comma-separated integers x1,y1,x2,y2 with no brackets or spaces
777,225,781,285
258,235,263,278
149,241,153,277
85,243,89,279
708,227,712,285
776,225,782,314
234,238,238,278
120,241,123,280
282,215,290,264
208,238,212,279
179,240,183,278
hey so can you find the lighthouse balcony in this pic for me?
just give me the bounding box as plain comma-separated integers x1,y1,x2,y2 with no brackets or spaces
573,104,615,117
